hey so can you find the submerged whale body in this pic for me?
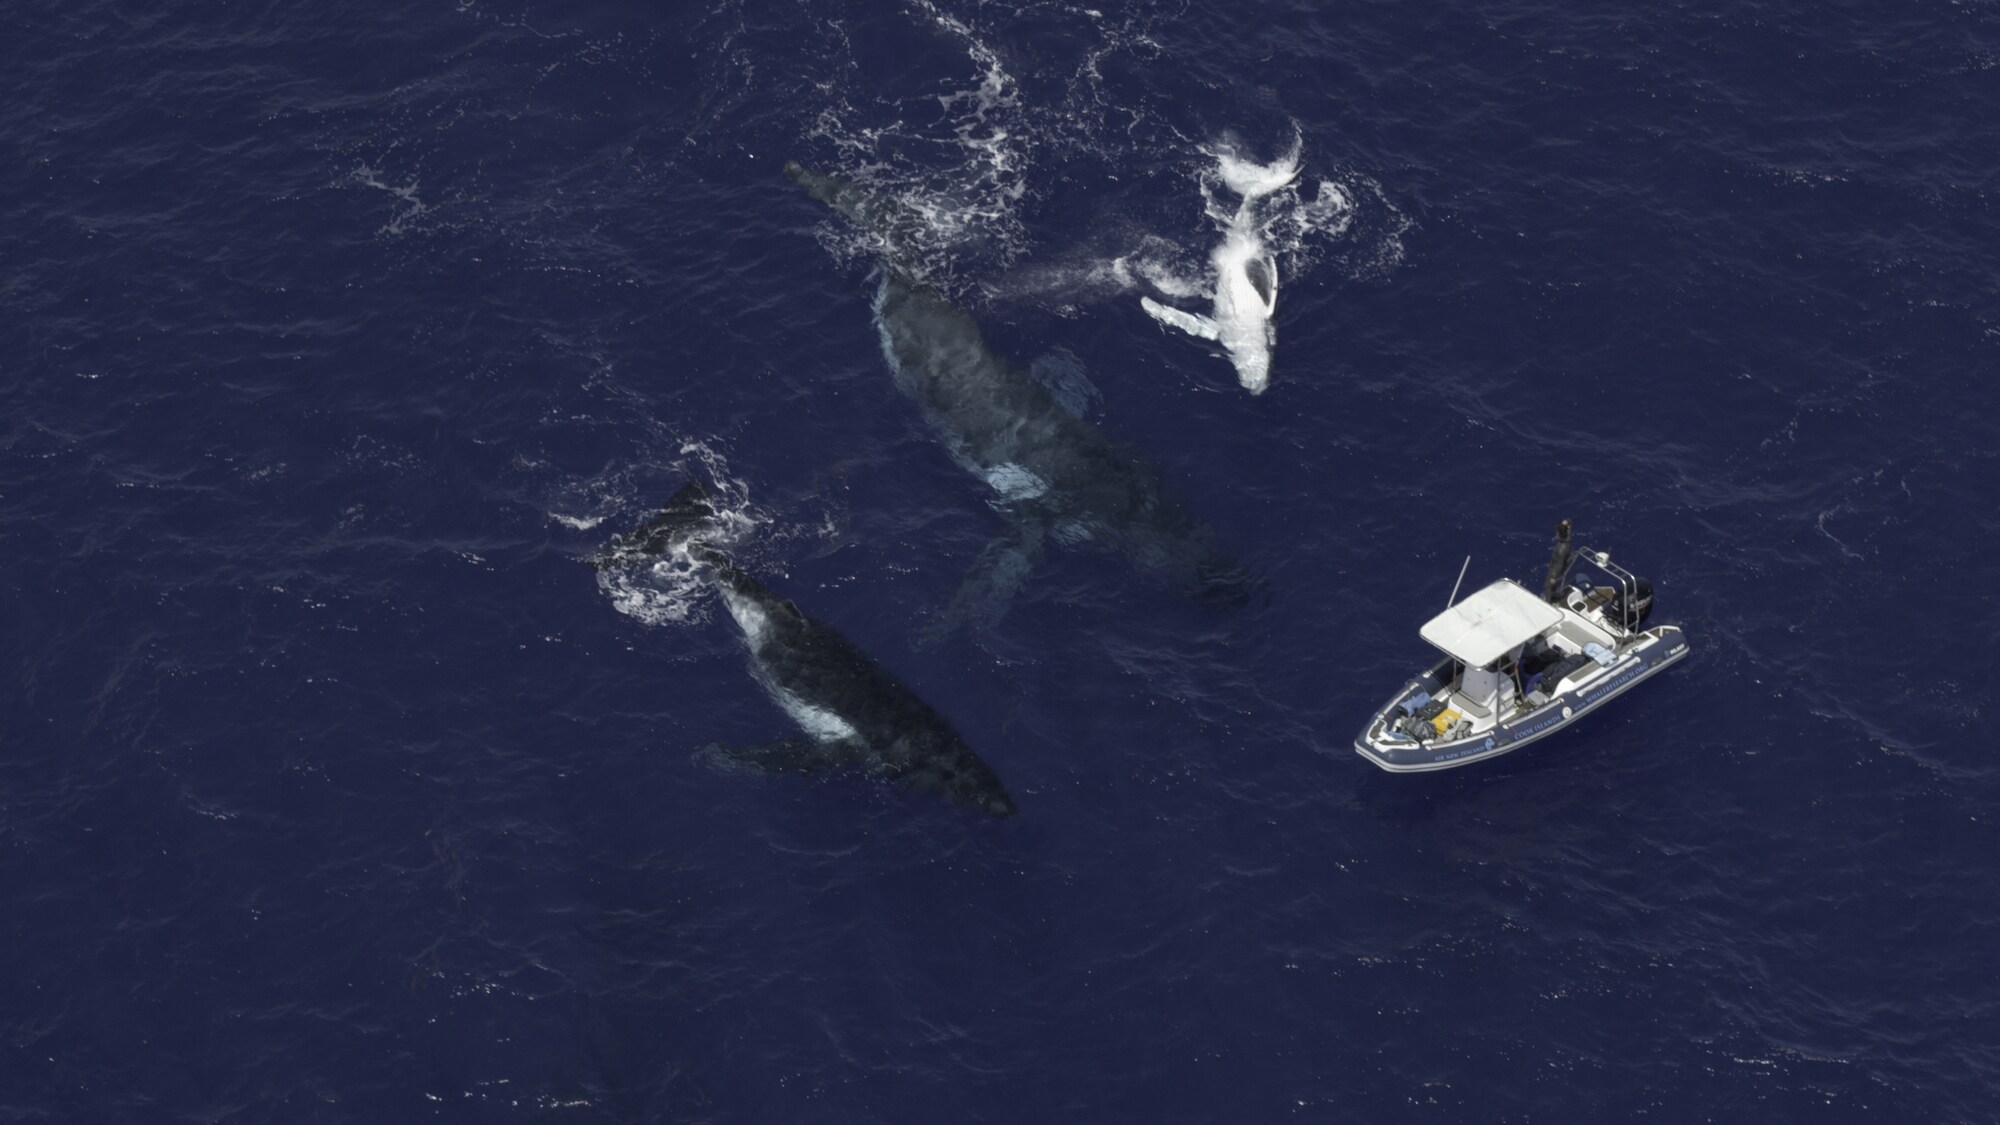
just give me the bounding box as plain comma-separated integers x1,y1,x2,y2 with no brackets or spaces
786,161,1251,627
601,479,1017,817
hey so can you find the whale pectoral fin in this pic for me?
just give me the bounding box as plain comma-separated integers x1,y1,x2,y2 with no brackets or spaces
916,525,1049,647
1140,297,1221,342
1028,347,1103,418
697,737,867,776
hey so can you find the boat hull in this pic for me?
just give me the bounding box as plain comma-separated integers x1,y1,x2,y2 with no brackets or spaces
1354,625,1688,773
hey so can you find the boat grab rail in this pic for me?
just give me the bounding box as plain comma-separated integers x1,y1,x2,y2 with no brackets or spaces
1567,545,1644,637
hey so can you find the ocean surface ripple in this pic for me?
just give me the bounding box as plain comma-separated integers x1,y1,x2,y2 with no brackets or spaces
3,0,1997,1121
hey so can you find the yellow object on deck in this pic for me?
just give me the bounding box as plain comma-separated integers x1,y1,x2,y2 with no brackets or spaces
1431,708,1462,736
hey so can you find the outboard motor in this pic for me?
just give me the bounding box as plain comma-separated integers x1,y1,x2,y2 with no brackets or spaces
1541,519,1573,603
1611,576,1655,629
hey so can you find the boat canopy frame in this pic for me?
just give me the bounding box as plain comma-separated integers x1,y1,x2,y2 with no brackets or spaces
1418,579,1562,668
1558,546,1648,636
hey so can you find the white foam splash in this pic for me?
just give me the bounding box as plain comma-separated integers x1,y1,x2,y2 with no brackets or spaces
927,1,1022,200
350,162,429,236
591,441,763,631
1126,253,1208,299
598,566,700,627
779,3,1401,329
804,1,1033,285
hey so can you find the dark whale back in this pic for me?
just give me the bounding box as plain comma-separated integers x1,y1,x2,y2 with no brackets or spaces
605,479,1017,817
711,559,1017,817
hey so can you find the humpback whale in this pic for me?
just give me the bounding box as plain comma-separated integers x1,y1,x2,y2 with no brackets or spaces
1139,148,1300,394
600,478,1017,817
786,161,1249,630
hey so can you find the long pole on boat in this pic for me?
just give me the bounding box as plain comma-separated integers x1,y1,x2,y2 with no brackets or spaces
1445,555,1472,609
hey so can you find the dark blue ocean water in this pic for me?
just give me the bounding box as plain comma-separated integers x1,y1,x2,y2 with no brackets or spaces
6,0,1999,1120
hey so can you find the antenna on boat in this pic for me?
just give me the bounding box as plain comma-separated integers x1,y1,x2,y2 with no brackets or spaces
1445,555,1472,609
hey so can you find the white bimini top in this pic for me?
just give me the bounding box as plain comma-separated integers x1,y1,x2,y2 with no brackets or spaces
1419,579,1563,667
